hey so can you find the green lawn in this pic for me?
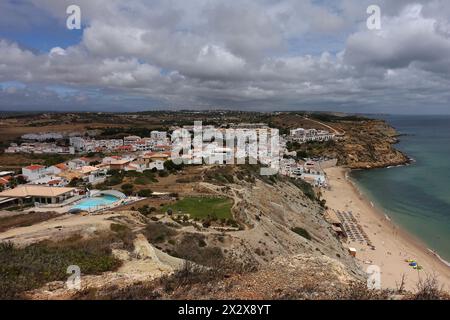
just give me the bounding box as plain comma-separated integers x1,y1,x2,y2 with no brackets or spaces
162,197,233,219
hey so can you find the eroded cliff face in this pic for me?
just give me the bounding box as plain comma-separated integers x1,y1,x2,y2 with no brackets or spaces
25,173,365,300
192,174,366,280
327,120,410,169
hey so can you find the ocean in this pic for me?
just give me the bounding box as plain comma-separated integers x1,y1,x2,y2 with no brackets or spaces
351,115,450,263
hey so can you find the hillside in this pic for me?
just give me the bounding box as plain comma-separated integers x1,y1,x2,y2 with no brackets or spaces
1,166,366,299
2,165,448,300
331,119,410,169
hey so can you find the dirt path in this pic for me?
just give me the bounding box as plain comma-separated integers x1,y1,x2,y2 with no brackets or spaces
305,117,345,135
0,213,120,245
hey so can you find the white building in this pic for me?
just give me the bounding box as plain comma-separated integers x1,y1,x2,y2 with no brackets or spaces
301,173,328,187
290,128,335,143
22,165,47,182
203,146,233,164
150,131,167,140
147,160,165,171
5,142,74,154
128,139,153,152
68,158,90,170
123,135,142,145
69,137,123,152
21,132,64,141
80,166,108,184
28,176,68,187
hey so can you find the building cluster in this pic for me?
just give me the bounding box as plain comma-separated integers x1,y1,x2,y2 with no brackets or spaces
170,123,286,166
5,142,75,154
0,123,340,211
0,152,170,210
69,137,124,153
14,151,171,189
5,130,170,155
69,130,170,153
21,130,99,141
279,157,337,187
289,128,335,143
21,132,65,141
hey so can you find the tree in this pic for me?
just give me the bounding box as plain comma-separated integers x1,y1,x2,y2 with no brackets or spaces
68,177,81,187
137,189,152,197
164,160,184,172
121,183,134,196
16,175,27,185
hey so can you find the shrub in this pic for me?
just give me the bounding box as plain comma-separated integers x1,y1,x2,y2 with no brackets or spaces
164,160,184,173
134,176,152,185
68,177,82,187
143,222,178,244
410,275,448,300
0,236,122,299
105,175,123,186
158,171,169,177
171,234,224,267
137,205,156,216
292,179,316,200
0,212,63,233
137,189,152,197
121,183,134,195
291,227,312,240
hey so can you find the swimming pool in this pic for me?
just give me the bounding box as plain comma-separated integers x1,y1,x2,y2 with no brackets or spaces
71,194,119,211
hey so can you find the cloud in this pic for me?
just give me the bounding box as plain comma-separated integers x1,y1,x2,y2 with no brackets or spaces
0,0,450,113
345,4,450,72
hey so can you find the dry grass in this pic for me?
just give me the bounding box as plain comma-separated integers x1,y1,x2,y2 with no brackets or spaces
408,274,450,300
0,233,125,299
0,212,64,233
73,259,255,300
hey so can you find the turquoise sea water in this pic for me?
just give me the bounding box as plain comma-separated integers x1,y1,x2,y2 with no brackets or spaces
71,194,119,211
351,115,450,262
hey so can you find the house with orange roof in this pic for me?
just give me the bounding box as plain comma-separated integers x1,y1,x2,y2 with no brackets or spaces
22,164,47,182
139,152,169,170
143,151,171,161
47,163,69,175
124,161,146,172
109,158,134,170
0,185,76,207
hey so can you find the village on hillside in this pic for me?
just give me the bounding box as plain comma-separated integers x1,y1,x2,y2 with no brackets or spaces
0,123,338,215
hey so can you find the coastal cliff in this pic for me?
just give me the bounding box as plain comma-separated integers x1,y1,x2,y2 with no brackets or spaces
335,119,410,169
276,114,410,170
294,118,411,169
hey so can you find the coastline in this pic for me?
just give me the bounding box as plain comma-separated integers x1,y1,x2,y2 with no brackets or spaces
346,169,450,267
322,167,450,292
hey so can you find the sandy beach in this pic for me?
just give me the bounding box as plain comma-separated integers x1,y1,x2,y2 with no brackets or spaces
322,167,450,292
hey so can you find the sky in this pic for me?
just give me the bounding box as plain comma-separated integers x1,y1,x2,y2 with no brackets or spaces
1,0,450,114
